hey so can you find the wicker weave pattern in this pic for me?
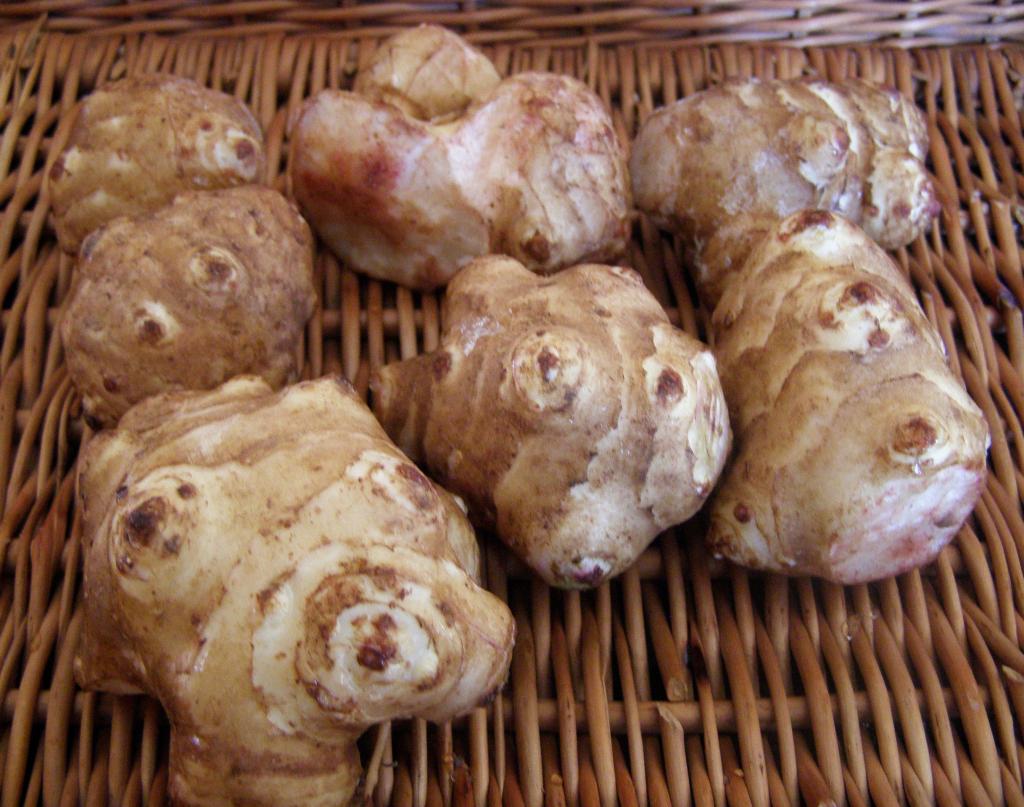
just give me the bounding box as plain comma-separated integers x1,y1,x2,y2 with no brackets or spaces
2,3,1024,46
1,22,1024,807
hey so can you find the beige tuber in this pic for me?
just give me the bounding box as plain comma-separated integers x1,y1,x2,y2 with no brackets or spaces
289,25,630,290
61,185,316,427
707,211,988,582
76,376,514,807
374,256,731,588
631,78,940,305
49,74,266,254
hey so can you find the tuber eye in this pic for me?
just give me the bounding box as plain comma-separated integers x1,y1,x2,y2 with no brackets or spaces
842,281,877,306
509,329,584,412
189,245,242,291
655,368,684,405
892,415,938,456
123,497,167,548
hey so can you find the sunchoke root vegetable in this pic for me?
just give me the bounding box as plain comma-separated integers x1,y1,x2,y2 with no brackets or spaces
289,25,630,290
49,74,266,253
61,185,315,427
631,78,939,304
373,256,731,588
76,376,514,807
707,211,988,582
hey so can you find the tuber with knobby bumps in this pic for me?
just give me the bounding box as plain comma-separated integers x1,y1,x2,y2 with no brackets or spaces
289,25,630,290
374,256,730,588
75,376,514,807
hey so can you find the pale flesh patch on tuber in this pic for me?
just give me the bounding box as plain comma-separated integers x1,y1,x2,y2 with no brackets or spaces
707,211,989,583
48,74,266,253
289,25,630,290
75,376,514,807
353,24,501,121
61,186,317,427
373,256,731,588
630,78,939,305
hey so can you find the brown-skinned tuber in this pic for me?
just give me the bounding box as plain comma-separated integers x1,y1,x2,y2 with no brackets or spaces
75,376,514,807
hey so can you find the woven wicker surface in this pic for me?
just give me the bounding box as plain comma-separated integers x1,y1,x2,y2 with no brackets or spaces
1,20,1024,807
2,3,1024,47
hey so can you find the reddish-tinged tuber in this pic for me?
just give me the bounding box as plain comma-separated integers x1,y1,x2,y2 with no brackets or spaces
289,25,630,290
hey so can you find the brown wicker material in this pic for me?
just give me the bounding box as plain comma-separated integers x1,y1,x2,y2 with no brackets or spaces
1,3,1024,47
2,15,1024,807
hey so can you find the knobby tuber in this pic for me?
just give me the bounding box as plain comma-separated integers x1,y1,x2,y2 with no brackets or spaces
374,256,730,588
632,79,988,582
61,185,316,427
49,74,266,253
76,376,514,807
631,78,939,305
707,211,988,582
289,25,630,289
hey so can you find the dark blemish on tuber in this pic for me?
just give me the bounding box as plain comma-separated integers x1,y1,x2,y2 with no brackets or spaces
124,497,167,547
869,329,890,348
432,352,452,380
523,233,551,263
893,416,937,455
163,535,182,555
138,319,164,343
115,485,128,501
247,207,266,236
103,377,120,393
781,209,832,239
199,119,213,131
734,503,751,523
656,368,683,404
844,281,876,305
115,554,134,573
437,600,456,626
819,311,836,328
396,464,435,509
364,565,400,590
177,483,196,499
537,347,559,381
356,614,398,671
234,139,256,162
49,156,65,182
893,202,911,219
206,260,231,282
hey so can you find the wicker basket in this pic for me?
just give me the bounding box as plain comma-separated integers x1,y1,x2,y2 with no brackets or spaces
2,5,1024,806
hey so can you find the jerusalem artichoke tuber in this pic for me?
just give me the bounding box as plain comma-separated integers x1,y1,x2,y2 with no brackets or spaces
61,185,316,427
75,376,514,807
373,256,730,588
631,78,940,305
49,74,266,254
289,25,630,290
707,211,988,582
